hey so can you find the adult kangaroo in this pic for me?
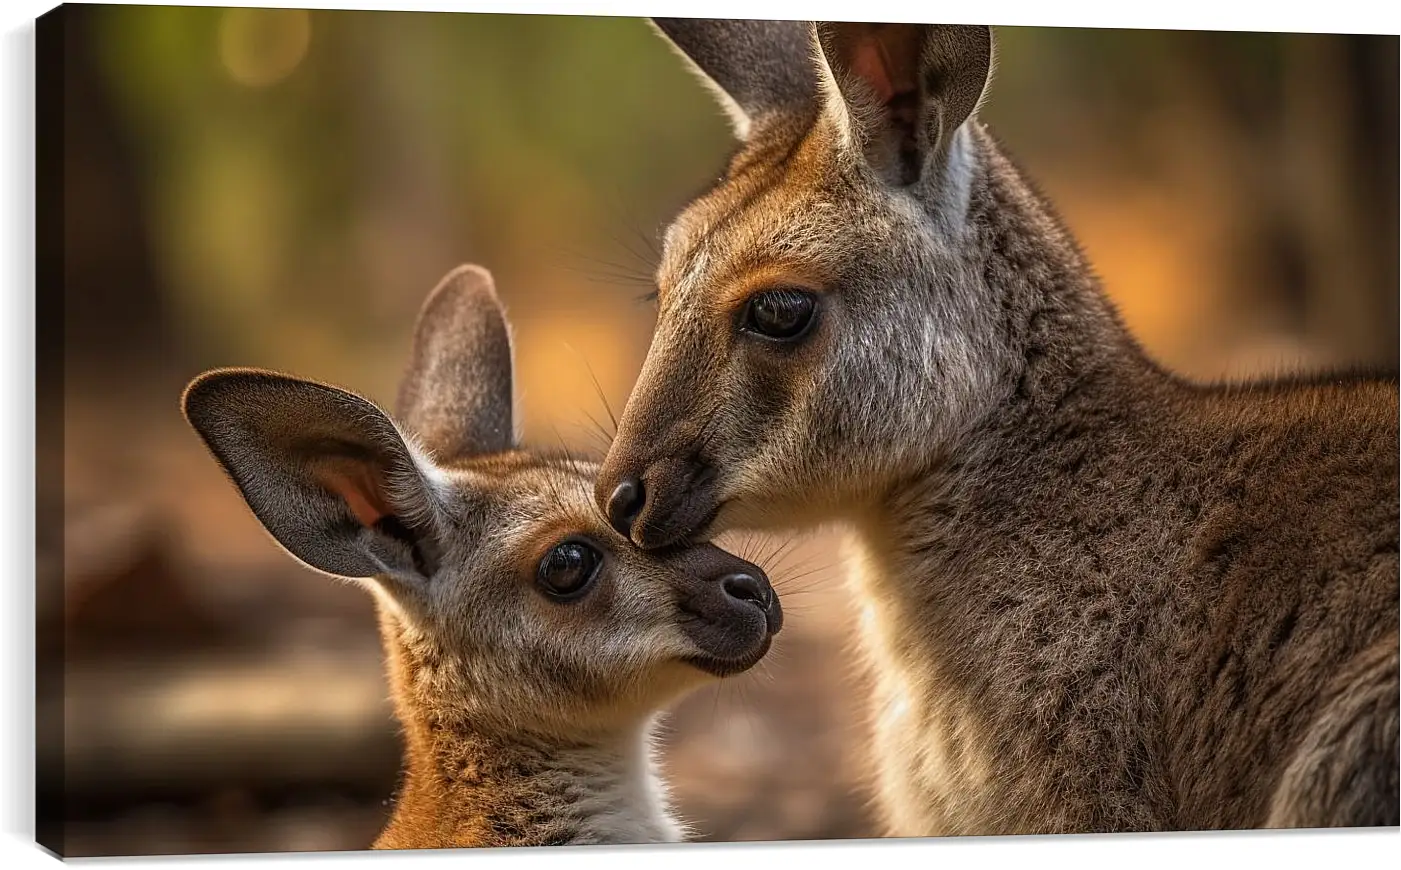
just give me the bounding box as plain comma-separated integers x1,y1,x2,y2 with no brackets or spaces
593,19,1400,835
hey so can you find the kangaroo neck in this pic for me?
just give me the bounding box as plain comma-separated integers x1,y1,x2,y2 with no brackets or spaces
375,709,682,849
373,611,683,849
845,124,1179,612
971,124,1165,416
904,123,1172,481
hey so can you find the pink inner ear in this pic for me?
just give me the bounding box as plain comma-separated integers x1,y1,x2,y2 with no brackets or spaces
315,463,391,528
848,35,899,104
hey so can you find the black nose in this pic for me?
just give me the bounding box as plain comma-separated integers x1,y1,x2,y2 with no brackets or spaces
606,476,646,538
720,572,770,609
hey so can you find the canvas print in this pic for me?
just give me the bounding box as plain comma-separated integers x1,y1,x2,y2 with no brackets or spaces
37,3,1399,858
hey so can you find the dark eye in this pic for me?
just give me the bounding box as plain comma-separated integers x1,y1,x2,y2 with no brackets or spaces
536,539,602,600
741,288,817,341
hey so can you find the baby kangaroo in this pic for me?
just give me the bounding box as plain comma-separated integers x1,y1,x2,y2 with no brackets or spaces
595,20,1399,834
182,265,782,848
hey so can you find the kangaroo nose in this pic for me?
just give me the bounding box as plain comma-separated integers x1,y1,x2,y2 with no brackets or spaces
720,572,770,609
606,476,646,538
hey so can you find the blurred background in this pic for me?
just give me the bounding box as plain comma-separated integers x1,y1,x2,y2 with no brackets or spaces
38,4,1398,858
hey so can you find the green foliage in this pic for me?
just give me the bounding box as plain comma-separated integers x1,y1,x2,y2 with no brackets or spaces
88,7,729,375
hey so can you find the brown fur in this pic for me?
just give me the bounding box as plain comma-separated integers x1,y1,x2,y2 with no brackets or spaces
595,20,1399,834
183,266,782,848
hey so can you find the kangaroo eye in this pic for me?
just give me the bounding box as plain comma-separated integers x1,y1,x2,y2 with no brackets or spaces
536,539,602,600
742,288,817,341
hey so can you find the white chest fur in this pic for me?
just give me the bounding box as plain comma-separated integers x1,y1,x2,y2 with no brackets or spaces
841,531,993,837
564,731,689,845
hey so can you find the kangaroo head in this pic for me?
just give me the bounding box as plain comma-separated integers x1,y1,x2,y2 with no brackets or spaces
183,265,782,739
597,20,1029,549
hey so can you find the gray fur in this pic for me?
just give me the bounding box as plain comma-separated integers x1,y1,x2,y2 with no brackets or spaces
652,18,818,136
598,20,1401,834
397,263,517,460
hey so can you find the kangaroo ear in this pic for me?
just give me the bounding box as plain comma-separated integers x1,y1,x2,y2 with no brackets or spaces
397,264,516,462
182,369,444,586
650,18,818,139
814,22,992,187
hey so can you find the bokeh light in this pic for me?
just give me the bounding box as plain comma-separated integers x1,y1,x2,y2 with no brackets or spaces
218,8,311,88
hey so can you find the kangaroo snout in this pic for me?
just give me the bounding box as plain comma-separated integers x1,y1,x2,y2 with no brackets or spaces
597,454,721,549
720,571,770,610
603,475,645,537
715,569,782,637
674,546,783,677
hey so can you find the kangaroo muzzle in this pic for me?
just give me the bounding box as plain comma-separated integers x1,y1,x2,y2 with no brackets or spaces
597,453,722,550
670,543,783,678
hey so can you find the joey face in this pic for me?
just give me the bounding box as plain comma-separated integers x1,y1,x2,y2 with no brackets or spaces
597,21,1006,549
381,451,783,733
182,264,780,741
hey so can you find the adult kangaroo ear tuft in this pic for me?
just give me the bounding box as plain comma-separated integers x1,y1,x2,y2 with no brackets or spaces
815,23,993,187
397,264,518,463
650,17,819,139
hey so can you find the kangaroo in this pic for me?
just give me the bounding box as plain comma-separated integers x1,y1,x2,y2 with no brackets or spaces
181,264,783,848
592,19,1400,835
